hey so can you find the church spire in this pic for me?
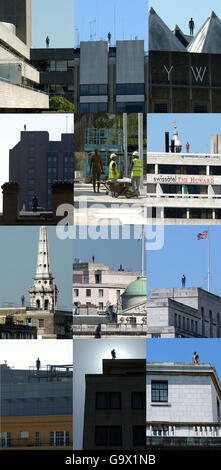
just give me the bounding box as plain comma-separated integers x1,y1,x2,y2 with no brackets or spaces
29,226,57,311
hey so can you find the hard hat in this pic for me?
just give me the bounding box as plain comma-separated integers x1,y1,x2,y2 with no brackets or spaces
132,151,139,157
110,153,117,159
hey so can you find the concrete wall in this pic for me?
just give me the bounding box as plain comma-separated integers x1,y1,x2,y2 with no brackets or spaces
0,21,30,59
0,0,31,47
116,40,144,84
0,79,48,109
80,41,108,85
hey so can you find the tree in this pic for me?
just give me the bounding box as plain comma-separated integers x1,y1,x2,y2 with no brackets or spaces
49,96,74,112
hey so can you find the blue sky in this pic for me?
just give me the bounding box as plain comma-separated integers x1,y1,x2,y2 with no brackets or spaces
146,226,221,297
146,338,221,380
74,0,148,47
147,114,221,154
74,226,146,275
0,227,72,310
32,0,74,48
149,0,221,35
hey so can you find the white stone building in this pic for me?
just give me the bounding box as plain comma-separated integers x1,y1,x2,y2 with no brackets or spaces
146,362,221,444
73,260,139,313
147,287,221,338
146,124,221,224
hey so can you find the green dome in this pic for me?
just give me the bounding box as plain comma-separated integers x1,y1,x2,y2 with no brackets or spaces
123,277,147,297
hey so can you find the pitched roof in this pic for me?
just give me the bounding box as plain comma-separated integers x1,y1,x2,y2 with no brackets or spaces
188,11,221,53
149,7,186,52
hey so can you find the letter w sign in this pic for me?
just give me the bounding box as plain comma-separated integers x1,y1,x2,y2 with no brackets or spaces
191,66,207,82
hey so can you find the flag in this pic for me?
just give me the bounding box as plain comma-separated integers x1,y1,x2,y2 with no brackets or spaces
197,231,208,240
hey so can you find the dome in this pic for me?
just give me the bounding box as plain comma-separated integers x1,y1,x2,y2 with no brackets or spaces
122,276,147,310
123,277,147,296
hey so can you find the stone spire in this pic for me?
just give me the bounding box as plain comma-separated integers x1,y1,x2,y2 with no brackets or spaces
29,226,57,311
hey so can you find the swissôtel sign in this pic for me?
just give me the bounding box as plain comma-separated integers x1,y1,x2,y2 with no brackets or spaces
152,175,215,184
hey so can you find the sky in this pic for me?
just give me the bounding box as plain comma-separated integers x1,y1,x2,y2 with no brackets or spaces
146,226,221,297
0,339,73,370
147,114,221,154
74,0,148,48
149,0,221,35
146,338,221,380
73,338,146,450
32,0,74,48
0,227,72,310
73,226,146,275
0,114,73,212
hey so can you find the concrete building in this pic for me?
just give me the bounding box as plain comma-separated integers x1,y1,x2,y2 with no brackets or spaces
83,359,146,450
148,8,221,113
0,0,48,110
0,227,72,339
72,260,146,337
30,48,74,103
0,315,37,339
0,362,73,449
74,40,148,113
147,287,221,338
146,362,221,447
146,123,221,223
9,129,74,211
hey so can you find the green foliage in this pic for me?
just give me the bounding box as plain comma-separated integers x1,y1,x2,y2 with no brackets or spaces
49,96,74,112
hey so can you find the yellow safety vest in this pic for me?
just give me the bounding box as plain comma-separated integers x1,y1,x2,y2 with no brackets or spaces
131,158,142,177
109,160,119,179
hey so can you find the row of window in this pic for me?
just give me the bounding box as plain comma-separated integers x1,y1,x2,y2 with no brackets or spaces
80,83,144,96
0,431,70,448
74,288,121,297
96,391,145,410
153,103,208,113
79,102,145,113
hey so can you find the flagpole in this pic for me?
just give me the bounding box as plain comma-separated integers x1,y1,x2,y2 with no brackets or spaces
208,228,210,292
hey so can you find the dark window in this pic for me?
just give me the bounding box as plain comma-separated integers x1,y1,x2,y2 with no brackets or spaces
96,392,108,409
116,83,144,95
95,426,108,446
109,426,122,446
151,381,168,402
131,391,145,409
79,103,108,113
194,103,208,113
133,426,146,446
86,289,91,297
116,102,144,113
154,103,168,113
80,84,108,96
109,392,121,409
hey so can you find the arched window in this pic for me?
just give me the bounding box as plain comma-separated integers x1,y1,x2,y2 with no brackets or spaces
44,299,49,310
36,299,40,309
209,310,213,337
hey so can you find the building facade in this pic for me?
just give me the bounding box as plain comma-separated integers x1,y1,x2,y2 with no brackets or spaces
0,363,73,449
30,48,74,103
9,130,74,211
72,260,146,337
146,124,221,223
148,9,221,113
0,0,48,110
146,362,221,447
74,40,148,113
83,359,146,450
147,287,221,338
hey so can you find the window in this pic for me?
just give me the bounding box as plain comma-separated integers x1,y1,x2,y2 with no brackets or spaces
131,391,145,409
116,102,144,113
0,432,11,448
96,392,108,409
130,317,137,325
38,319,45,328
154,102,168,113
98,302,104,309
80,84,107,96
95,426,122,446
96,392,121,409
151,381,168,403
95,426,108,446
133,426,146,446
86,289,91,297
98,289,103,297
116,83,144,95
152,425,168,436
35,431,39,447
74,289,79,296
79,103,108,113
151,333,161,338
50,431,69,447
109,426,122,446
217,399,220,420
194,103,208,113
